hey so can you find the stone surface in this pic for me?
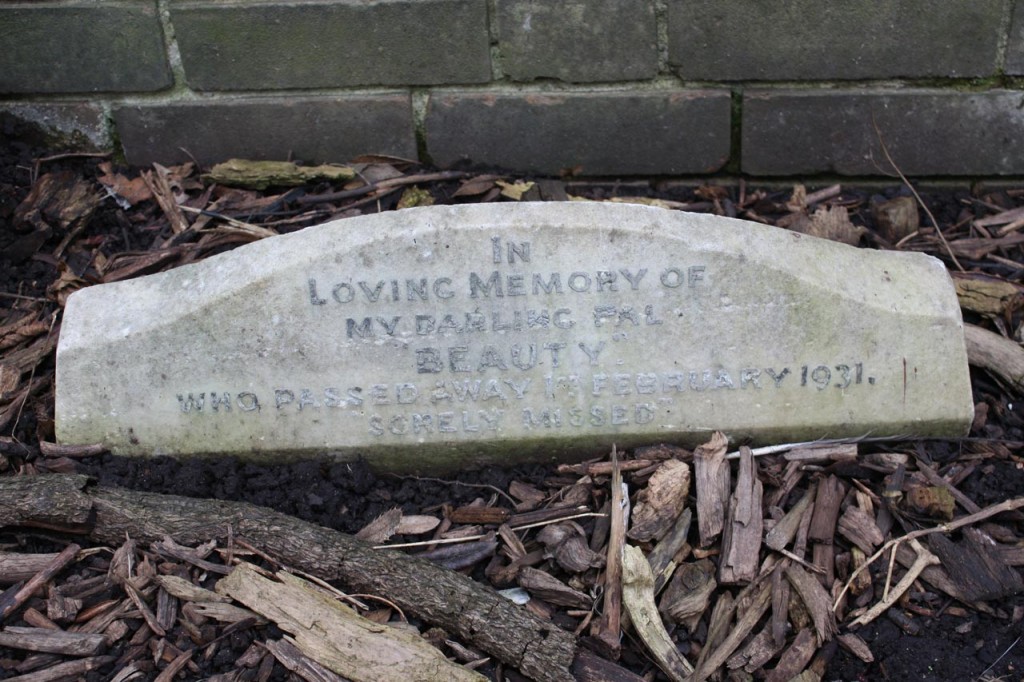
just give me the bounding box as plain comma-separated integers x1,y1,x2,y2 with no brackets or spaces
170,0,490,89
113,96,416,166
425,90,731,175
495,0,657,82
742,89,1024,176
668,0,1004,80
0,104,110,151
56,204,972,470
1008,0,1024,75
0,1,171,94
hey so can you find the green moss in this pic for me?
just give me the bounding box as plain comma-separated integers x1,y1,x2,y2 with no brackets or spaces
724,89,743,174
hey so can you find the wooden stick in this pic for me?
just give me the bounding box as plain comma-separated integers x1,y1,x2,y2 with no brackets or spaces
0,543,80,621
964,323,1024,394
2,655,115,682
0,475,576,682
592,449,627,657
871,116,964,272
0,627,106,656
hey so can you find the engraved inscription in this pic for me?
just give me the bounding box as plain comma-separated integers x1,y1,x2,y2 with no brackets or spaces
178,233,882,441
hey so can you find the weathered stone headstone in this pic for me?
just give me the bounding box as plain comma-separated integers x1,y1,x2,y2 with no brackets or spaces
56,203,972,470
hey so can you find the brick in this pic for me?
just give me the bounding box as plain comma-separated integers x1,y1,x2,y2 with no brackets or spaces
496,0,657,82
668,0,1004,80
0,1,171,94
1008,1,1024,75
113,96,416,166
742,90,1024,176
0,103,110,151
425,90,731,175
171,0,490,90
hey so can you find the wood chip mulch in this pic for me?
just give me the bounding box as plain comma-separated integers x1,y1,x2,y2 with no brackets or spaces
3,148,1024,680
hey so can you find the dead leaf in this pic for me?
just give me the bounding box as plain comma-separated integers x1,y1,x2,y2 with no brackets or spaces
872,196,919,243
97,161,153,205
788,205,866,245
452,175,500,198
905,485,955,520
695,185,729,201
46,262,87,306
536,522,604,573
396,514,441,535
396,186,434,209
496,180,535,201
356,507,402,544
786,184,808,212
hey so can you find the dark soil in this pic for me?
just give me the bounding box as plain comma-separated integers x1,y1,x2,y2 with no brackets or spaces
4,113,1024,681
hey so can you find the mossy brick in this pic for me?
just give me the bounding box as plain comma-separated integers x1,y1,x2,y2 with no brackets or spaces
1008,1,1024,75
668,0,1004,80
113,96,416,166
0,1,171,94
425,90,731,175
0,104,110,151
170,0,490,90
496,0,657,82
742,90,1024,176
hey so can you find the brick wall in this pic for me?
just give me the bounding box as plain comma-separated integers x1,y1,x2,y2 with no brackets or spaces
2,0,1023,177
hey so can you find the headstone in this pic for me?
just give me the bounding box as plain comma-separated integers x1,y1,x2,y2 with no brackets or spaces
56,203,973,470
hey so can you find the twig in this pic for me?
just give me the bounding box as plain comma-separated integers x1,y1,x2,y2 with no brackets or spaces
296,171,467,206
0,292,48,303
389,474,517,506
977,634,1022,680
725,433,910,459
178,205,278,239
10,309,58,437
776,548,826,575
849,539,939,627
871,115,964,272
835,495,1024,610
373,511,606,549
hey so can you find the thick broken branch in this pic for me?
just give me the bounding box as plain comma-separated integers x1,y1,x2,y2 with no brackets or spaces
0,475,575,682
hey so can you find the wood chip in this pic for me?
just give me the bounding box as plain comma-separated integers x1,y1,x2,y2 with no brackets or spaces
837,632,874,663
658,559,716,630
627,459,690,542
928,528,1024,601
0,543,80,620
518,567,592,609
217,562,485,681
0,626,106,656
621,544,694,681
155,574,230,603
784,564,837,644
694,432,730,547
719,447,763,584
765,628,817,682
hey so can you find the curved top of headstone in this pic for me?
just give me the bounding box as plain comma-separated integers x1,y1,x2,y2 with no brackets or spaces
56,203,972,471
